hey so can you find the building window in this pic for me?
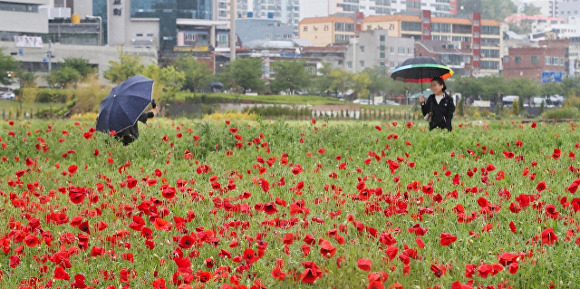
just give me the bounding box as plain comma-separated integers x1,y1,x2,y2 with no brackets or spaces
360,61,365,67
398,47,405,54
407,48,412,54
185,33,195,41
515,56,521,64
390,47,394,53
136,33,143,37
561,57,564,65
553,57,559,65
423,29,430,35
360,46,365,53
545,57,551,65
532,56,538,64
380,51,386,59
113,0,121,4
347,61,352,69
474,32,480,37
503,56,509,64
380,35,385,42
147,33,154,37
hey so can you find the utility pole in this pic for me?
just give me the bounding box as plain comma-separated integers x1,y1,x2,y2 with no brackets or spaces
230,0,236,61
47,41,52,74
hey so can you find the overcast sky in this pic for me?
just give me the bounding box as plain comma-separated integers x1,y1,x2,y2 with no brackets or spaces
300,0,330,19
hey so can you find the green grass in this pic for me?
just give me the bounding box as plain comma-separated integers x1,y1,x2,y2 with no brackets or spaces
0,119,579,289
175,92,346,105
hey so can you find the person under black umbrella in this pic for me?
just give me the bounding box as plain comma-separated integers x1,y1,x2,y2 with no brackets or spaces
114,99,159,146
419,77,455,132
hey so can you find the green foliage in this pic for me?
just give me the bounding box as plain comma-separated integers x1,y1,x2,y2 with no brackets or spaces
522,3,542,16
460,0,517,22
174,56,212,95
47,67,81,89
160,66,186,102
104,54,145,84
0,48,19,85
458,99,464,117
541,107,580,119
564,94,580,109
353,72,371,100
329,69,354,98
269,60,311,95
513,99,520,116
18,71,37,88
313,61,334,95
242,105,311,119
219,58,264,93
62,58,94,79
364,67,388,96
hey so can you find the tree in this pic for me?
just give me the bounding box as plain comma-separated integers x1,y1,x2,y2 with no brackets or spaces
314,61,334,96
47,67,81,89
104,54,145,84
269,60,311,95
459,0,517,22
219,58,264,93
160,66,185,102
175,56,212,96
0,48,19,86
142,64,164,103
364,67,388,97
353,73,371,100
62,58,94,79
329,69,354,99
541,82,565,97
18,71,36,88
522,3,541,16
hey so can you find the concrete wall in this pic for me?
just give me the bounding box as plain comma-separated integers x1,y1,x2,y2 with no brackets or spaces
0,41,157,81
106,0,158,48
0,11,49,33
345,32,414,73
72,0,93,17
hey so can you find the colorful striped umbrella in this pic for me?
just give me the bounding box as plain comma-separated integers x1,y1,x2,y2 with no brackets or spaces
390,57,454,87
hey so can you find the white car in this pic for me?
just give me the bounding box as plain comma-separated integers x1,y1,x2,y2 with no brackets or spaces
0,92,15,100
384,100,400,106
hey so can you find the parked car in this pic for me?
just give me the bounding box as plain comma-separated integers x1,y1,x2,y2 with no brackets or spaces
0,92,15,100
384,100,400,106
353,99,370,105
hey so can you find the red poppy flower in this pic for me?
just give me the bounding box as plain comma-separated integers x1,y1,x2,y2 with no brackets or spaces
263,202,278,215
300,261,322,284
440,233,458,246
54,266,70,280
24,234,39,247
319,240,337,258
153,218,172,231
536,181,547,192
179,235,195,249
541,228,558,245
357,258,372,271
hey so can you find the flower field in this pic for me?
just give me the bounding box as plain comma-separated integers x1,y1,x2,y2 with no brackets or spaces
0,119,579,289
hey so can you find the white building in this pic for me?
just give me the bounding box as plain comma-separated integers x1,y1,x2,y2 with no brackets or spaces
300,0,456,19
0,0,49,40
215,0,300,35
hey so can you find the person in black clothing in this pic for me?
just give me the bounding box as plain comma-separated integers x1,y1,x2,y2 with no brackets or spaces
419,77,455,132
115,100,159,146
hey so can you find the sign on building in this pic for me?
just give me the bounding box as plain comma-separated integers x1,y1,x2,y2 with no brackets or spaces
542,71,563,83
14,36,44,48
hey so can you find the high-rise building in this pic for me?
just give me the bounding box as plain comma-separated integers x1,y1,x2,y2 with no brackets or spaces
0,0,49,41
360,11,502,75
215,0,300,36
300,0,457,19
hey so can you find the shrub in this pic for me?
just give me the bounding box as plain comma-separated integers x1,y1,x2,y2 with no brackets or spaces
202,111,257,121
541,107,580,120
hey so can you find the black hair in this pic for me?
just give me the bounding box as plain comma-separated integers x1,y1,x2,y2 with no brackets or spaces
431,77,447,92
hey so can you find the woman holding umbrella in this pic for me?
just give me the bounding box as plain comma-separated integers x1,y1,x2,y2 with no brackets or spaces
390,56,455,132
115,99,159,146
419,77,455,132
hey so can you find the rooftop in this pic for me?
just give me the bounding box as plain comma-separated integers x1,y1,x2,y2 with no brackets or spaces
416,40,471,55
362,15,421,23
299,16,355,25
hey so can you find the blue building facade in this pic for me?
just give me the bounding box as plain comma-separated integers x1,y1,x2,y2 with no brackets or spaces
130,0,212,51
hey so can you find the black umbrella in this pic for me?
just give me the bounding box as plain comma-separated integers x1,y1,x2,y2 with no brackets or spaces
96,75,154,134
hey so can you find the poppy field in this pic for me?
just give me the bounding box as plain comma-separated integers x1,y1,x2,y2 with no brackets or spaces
1,119,579,289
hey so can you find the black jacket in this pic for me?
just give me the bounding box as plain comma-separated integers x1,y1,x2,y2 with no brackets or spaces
115,111,154,146
421,93,455,131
